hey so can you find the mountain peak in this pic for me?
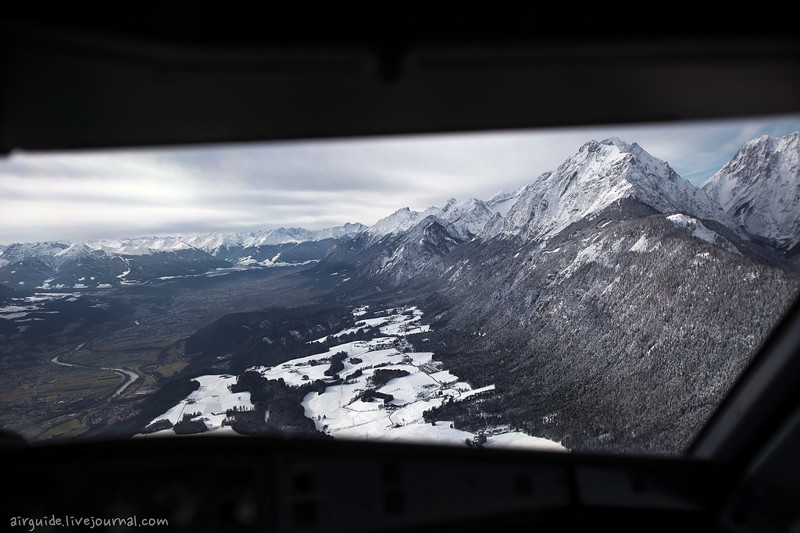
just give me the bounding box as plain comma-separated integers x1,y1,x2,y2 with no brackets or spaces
502,139,726,242
366,197,495,243
367,206,422,241
579,137,640,155
441,198,459,212
743,131,799,150
487,185,527,217
702,131,800,251
437,197,494,239
372,214,464,285
54,242,94,258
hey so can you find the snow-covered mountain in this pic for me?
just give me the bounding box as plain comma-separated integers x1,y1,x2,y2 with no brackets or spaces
372,216,465,285
500,137,731,242
85,236,196,256
323,215,465,287
301,222,368,242
0,241,70,265
0,223,366,289
234,225,366,248
701,132,800,252
438,197,496,239
188,224,368,267
323,195,505,285
0,241,71,287
486,185,526,217
181,233,243,257
366,207,431,243
321,134,800,292
366,198,494,245
85,223,369,257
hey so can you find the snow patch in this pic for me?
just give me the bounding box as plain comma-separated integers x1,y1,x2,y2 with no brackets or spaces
667,214,740,254
630,235,650,253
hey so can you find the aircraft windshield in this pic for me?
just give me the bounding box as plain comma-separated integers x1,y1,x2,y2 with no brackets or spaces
1,115,799,455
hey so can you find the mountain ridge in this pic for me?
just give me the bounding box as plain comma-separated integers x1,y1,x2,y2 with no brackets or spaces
4,133,799,293
0,223,367,289
320,133,799,289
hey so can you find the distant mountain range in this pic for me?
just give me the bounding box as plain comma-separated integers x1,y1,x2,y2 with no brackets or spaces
0,224,367,289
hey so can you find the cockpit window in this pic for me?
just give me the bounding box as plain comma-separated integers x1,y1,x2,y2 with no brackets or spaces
2,116,799,455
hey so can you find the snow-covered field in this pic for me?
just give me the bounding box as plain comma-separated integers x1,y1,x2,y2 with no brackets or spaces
144,306,567,452
143,375,252,435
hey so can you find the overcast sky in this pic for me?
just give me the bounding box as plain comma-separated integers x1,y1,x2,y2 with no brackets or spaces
2,114,800,245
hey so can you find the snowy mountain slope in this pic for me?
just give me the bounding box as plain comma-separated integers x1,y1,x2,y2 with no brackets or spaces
486,185,526,217
0,241,70,264
0,241,71,287
177,224,367,265
304,222,367,242
374,216,465,285
366,207,424,242
476,212,505,240
439,197,495,239
238,226,359,247
500,138,732,243
366,199,493,243
701,132,800,252
47,243,130,287
323,215,465,287
666,214,740,255
181,233,244,257
85,236,196,255
325,201,484,284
